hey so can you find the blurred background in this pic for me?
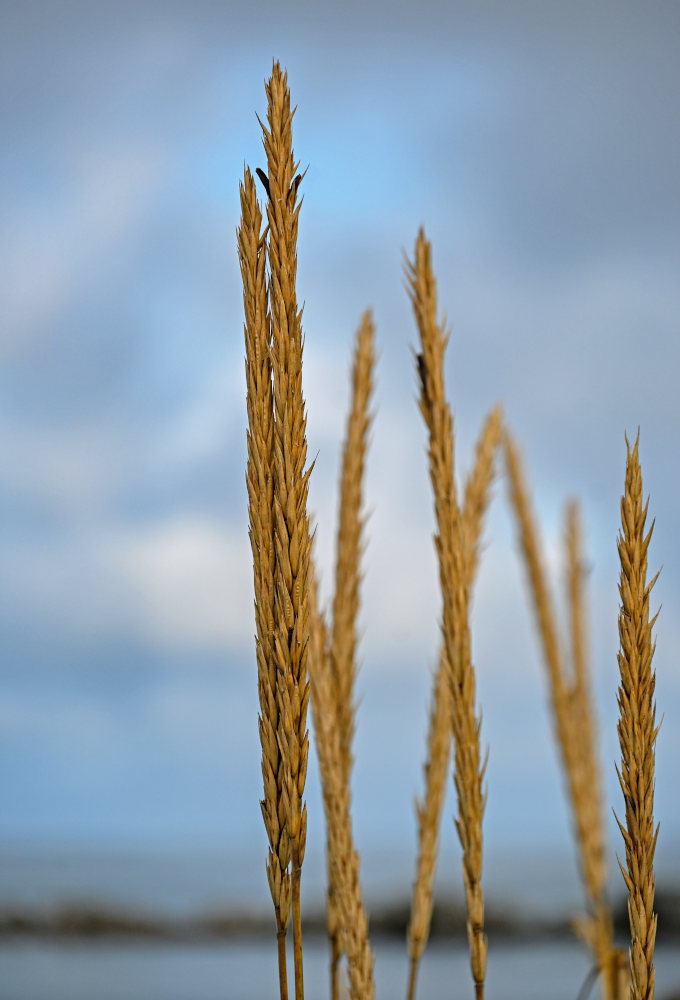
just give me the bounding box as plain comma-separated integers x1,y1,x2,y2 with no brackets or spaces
1,2,679,998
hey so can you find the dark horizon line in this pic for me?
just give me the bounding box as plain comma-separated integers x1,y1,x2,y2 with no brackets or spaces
2,888,679,944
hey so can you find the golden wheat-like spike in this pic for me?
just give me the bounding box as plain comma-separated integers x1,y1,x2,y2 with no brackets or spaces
406,228,487,1000
616,434,659,1000
239,165,290,1000
564,500,622,998
323,309,375,1000
406,406,501,1000
503,431,565,696
331,308,375,785
565,506,608,889
309,568,375,1000
260,60,313,1000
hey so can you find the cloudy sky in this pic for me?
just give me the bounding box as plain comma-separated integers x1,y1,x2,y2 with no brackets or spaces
1,2,679,904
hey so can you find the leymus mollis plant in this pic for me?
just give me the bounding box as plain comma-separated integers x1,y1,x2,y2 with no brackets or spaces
264,64,313,1000
239,166,291,1000
616,434,659,1000
239,60,666,1000
309,567,375,1000
503,431,621,999
325,310,375,1000
564,501,624,999
406,407,501,1000
406,228,488,1000
242,61,313,1000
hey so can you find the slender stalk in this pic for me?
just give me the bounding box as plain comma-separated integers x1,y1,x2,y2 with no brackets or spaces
616,433,659,1000
277,923,289,1000
329,921,341,1000
406,955,419,1000
292,862,304,1000
406,228,488,1000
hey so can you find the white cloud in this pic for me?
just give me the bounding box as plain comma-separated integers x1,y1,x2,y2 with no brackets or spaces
1,512,253,654
102,515,253,651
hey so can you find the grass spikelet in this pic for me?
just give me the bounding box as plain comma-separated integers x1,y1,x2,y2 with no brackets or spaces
326,309,375,1000
239,164,290,999
616,433,659,1000
308,570,375,1000
405,227,488,1000
259,60,313,1000
462,406,503,584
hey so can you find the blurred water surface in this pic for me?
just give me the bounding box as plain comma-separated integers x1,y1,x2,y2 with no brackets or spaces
2,939,680,1000
2,845,680,999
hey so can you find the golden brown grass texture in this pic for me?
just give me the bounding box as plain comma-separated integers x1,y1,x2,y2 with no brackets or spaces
406,407,501,1000
309,568,375,1000
407,650,450,1000
331,308,375,797
616,434,659,1000
242,60,314,1000
565,502,625,999
263,62,313,1000
463,409,504,584
503,431,618,996
405,228,488,1000
239,165,290,999
325,310,375,1000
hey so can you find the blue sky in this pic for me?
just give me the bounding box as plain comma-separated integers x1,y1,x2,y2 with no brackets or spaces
1,1,679,904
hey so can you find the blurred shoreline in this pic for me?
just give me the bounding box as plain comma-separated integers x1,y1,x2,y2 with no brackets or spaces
2,889,679,943
2,841,678,946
